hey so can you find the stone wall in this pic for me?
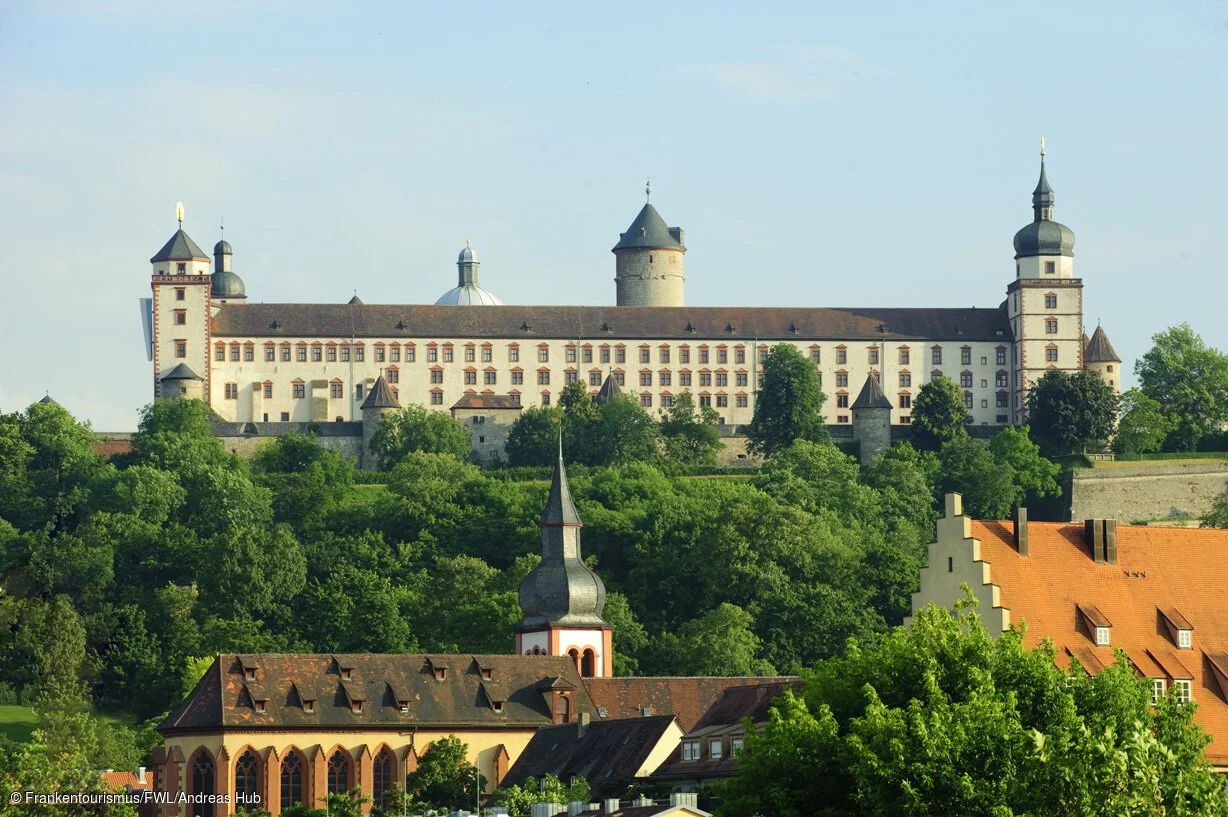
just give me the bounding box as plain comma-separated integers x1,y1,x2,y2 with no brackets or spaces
1067,461,1228,522
208,421,365,462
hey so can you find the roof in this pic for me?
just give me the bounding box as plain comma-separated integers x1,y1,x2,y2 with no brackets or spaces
435,284,505,306
584,677,794,732
540,444,582,526
500,715,680,791
595,372,623,403
99,770,153,792
360,375,400,409
574,807,709,817
36,394,59,406
158,653,600,733
1084,325,1120,363
211,270,246,299
150,228,209,262
451,394,523,410
966,519,1228,765
851,372,892,410
160,363,202,381
212,304,1011,343
612,204,684,252
214,240,232,255
348,295,364,305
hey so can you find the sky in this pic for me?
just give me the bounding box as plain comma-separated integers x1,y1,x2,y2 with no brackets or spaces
1,0,1225,430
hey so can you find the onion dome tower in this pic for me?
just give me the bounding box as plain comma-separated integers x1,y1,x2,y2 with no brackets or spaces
210,233,246,302
515,440,611,678
436,241,504,305
612,181,686,306
1012,140,1076,278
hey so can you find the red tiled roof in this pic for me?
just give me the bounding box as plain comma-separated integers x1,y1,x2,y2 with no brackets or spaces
100,770,153,791
968,520,1228,765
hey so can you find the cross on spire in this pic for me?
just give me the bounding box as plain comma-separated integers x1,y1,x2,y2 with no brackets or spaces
645,178,651,203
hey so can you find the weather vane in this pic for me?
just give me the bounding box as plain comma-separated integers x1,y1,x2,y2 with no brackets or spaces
1040,136,1046,159
176,201,184,226
645,178,651,203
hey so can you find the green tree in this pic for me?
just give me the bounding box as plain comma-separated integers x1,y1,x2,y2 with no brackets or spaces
0,596,87,699
747,344,829,457
369,405,472,467
936,435,1018,519
1114,388,1174,455
252,433,356,532
404,737,484,812
1136,323,1228,451
590,395,660,466
197,525,307,619
718,598,1228,817
909,376,967,451
495,774,590,816
656,603,775,676
505,406,563,467
988,425,1061,501
1027,369,1119,455
602,592,648,676
1201,492,1228,529
659,391,721,466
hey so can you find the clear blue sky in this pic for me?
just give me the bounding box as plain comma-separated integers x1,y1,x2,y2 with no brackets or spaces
2,0,1225,430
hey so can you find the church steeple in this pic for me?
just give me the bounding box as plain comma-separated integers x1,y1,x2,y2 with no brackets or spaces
1032,139,1055,222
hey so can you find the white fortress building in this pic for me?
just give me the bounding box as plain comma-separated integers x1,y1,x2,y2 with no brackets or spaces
142,152,1120,438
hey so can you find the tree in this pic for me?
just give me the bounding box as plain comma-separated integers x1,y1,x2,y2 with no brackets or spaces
1201,493,1228,529
602,592,648,676
656,603,776,676
909,376,967,451
1027,369,1119,455
505,406,562,467
495,774,590,816
404,737,484,812
369,405,471,468
252,434,355,533
1136,323,1228,451
747,344,829,457
936,435,1019,520
590,395,659,466
718,597,1228,817
659,391,721,466
1114,388,1174,455
988,426,1061,501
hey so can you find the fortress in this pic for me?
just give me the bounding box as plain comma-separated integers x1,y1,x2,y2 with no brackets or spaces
142,150,1120,465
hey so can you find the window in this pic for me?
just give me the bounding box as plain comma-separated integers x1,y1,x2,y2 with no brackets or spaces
355,383,364,400
899,372,911,387
373,748,395,809
1046,347,1059,362
616,347,626,364
932,348,943,365
641,394,652,407
837,414,849,424
541,392,551,406
836,348,847,365
467,347,477,362
512,370,524,385
191,753,215,817
717,349,727,364
280,752,303,807
327,750,350,794
1174,679,1192,703
224,382,238,400
428,347,438,362
1095,626,1110,646
736,394,748,408
231,345,241,362
244,346,254,362
716,394,728,408
899,348,910,365
430,391,443,405
1151,678,1167,704
330,383,343,398
997,392,1008,408
375,346,385,363
735,348,745,364
407,347,415,362
297,346,307,362
810,349,820,364
996,348,1007,365
709,740,723,760
235,750,258,803
589,372,601,386
699,395,711,407
1045,293,1058,309
430,369,444,384
835,372,848,388
280,412,290,421
660,348,671,364
614,372,625,386
174,310,186,325
680,371,692,387
508,347,519,362
639,348,650,363
960,372,973,388
731,738,744,757
961,348,972,365
485,371,497,385
175,288,185,301
565,370,578,385
869,348,880,365
660,372,672,387
680,348,690,364
464,370,478,385
442,347,453,363
836,394,849,408
601,347,611,364
539,347,549,363
700,372,712,387
265,346,275,361
482,347,493,362
899,394,912,409
699,348,709,364
538,371,550,385
736,372,748,387
390,347,399,362
1045,260,1056,274
963,391,973,410
716,372,728,387
1045,319,1058,334
682,741,700,761
758,349,768,364
341,346,351,362
175,341,186,358
1178,629,1192,649
176,262,186,274
996,371,1009,387
263,382,273,398
640,372,652,387
293,382,306,399
216,345,225,362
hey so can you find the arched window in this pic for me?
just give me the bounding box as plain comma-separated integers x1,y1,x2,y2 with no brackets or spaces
554,693,571,724
581,649,596,678
280,751,304,807
567,648,580,673
234,750,259,803
191,752,215,817
327,749,350,794
373,747,395,808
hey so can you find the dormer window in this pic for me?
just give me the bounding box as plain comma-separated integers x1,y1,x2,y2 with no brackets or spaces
493,701,504,713
681,741,700,761
254,700,267,714
351,702,363,714
709,739,723,760
731,738,744,757
1151,679,1167,703
1178,629,1192,649
303,701,316,714
244,668,256,682
1174,679,1193,704
1095,626,1110,646
434,668,447,681
340,668,352,681
481,669,492,681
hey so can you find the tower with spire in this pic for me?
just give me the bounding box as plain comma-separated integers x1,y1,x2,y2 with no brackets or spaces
612,181,686,307
149,203,214,400
1083,323,1122,394
1006,141,1085,423
515,441,612,678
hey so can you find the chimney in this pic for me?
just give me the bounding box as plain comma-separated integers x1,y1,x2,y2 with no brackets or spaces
136,767,146,785
1085,519,1105,563
1012,507,1029,556
577,711,590,739
603,798,621,815
1103,519,1117,565
670,793,699,809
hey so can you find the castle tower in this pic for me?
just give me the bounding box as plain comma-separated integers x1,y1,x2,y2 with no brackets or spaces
210,237,246,305
1006,142,1084,422
851,372,893,466
158,363,204,401
515,442,612,678
360,375,400,470
612,184,685,307
149,204,213,401
1083,324,1122,394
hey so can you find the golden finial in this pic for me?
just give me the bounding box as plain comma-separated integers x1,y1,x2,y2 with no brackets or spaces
1039,136,1046,160
175,201,184,226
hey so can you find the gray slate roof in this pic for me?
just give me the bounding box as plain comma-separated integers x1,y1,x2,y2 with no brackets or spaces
160,363,202,381
360,375,400,409
540,444,582,526
150,229,209,262
612,204,684,252
212,304,1011,343
595,372,623,403
1084,325,1120,362
211,270,246,299
851,373,892,410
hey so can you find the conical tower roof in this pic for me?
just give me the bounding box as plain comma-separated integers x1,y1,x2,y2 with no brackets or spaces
594,371,623,404
612,203,684,252
1084,325,1121,363
360,375,400,409
852,372,892,410
160,363,202,381
151,229,209,263
36,394,59,406
540,438,582,526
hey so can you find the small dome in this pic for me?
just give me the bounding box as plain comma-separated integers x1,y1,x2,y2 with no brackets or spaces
211,270,246,299
435,284,503,306
1013,220,1076,259
213,240,232,255
458,242,478,264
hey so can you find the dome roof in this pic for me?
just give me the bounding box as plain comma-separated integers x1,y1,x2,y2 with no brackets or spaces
1013,219,1076,259
435,284,504,306
213,239,232,255
211,270,247,299
458,242,477,264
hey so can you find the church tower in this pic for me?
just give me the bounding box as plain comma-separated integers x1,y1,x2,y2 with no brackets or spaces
149,204,213,401
515,442,612,677
1006,142,1084,422
612,183,686,307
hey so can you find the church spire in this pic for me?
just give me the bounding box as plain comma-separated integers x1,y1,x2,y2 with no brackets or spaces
1032,137,1055,222
540,434,582,526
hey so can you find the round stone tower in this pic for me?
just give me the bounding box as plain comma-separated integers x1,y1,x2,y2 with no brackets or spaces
612,185,685,307
1083,324,1122,394
359,375,400,470
851,372,893,466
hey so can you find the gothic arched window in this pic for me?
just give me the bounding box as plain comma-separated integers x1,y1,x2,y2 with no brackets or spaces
327,750,350,794
234,750,259,802
191,752,215,817
373,747,395,808
280,751,304,807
